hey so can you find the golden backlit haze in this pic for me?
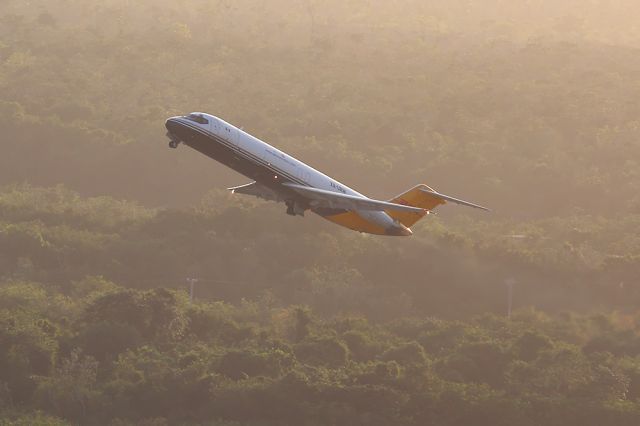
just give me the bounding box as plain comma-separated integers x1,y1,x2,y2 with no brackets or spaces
2,1,640,424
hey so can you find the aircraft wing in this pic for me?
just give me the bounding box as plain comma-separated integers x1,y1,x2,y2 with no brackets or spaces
282,182,426,213
228,181,285,203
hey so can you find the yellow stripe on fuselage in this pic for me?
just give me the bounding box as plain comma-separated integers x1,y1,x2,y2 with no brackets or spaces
319,211,388,235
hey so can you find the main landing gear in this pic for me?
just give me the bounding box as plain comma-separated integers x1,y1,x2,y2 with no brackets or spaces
286,200,305,217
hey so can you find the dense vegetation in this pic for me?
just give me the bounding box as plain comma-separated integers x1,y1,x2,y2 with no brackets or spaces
2,184,640,320
2,185,640,424
4,275,640,425
2,0,640,424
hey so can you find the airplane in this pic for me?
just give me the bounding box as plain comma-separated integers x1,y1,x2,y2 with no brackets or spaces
165,112,488,236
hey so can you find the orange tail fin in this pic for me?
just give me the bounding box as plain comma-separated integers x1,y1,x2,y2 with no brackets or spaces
386,184,446,227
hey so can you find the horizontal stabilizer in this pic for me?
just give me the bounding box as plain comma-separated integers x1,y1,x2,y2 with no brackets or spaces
387,184,489,227
419,188,490,211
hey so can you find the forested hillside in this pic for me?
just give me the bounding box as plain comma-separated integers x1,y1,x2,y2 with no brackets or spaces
2,184,640,319
4,277,640,425
2,186,640,424
2,0,640,424
2,0,640,216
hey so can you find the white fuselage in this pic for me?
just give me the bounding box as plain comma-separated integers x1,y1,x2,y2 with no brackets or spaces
166,112,400,231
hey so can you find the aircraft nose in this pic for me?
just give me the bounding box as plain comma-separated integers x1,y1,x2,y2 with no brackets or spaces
165,116,181,133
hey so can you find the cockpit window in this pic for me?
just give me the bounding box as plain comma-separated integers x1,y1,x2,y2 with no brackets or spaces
185,114,209,125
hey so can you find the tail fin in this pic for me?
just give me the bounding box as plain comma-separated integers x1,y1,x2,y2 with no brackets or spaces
386,184,445,227
387,184,489,227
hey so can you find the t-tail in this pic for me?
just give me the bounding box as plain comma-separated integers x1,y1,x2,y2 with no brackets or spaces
386,184,490,227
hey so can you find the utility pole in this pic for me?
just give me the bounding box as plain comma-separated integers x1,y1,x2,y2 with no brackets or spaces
187,277,199,303
505,278,516,320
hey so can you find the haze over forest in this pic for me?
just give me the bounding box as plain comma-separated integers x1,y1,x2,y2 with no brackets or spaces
2,0,640,424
